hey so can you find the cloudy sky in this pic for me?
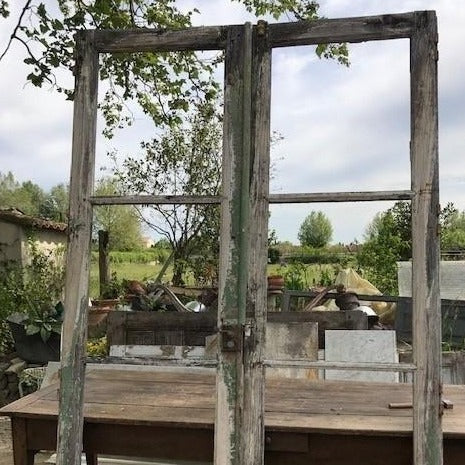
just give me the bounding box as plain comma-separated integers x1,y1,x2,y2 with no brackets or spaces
1,1,464,244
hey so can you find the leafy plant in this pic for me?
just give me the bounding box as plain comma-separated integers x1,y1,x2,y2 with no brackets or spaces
318,267,335,287
279,262,308,291
86,336,108,359
15,301,64,342
357,201,465,294
0,240,65,346
100,271,124,299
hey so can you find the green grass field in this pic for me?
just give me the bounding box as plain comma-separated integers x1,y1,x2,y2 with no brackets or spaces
89,262,339,298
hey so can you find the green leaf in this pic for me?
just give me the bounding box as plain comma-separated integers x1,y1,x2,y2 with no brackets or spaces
40,326,50,342
51,323,62,334
25,324,40,336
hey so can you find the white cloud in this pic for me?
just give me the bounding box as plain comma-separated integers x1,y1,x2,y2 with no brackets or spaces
1,0,464,243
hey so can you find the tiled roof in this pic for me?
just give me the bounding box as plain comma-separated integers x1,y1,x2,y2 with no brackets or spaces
0,208,67,233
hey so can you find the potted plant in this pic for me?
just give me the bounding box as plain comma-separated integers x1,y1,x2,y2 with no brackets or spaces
267,275,285,289
89,273,125,338
7,302,63,363
91,272,123,309
0,241,65,363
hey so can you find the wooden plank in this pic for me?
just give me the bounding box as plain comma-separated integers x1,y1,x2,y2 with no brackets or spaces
106,311,217,346
215,23,252,465
269,12,415,47
106,310,127,347
5,370,465,438
240,20,271,464
269,190,414,203
410,10,441,465
109,344,208,359
264,360,416,372
83,423,214,462
11,417,35,465
90,194,221,205
94,26,228,52
56,30,99,465
97,230,109,297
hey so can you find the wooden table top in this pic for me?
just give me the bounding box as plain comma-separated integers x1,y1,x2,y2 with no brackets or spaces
1,368,465,438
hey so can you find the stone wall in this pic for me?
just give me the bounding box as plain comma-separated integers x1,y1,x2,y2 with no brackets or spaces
0,355,43,407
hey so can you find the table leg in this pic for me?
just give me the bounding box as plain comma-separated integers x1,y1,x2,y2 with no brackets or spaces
85,452,98,465
11,418,35,465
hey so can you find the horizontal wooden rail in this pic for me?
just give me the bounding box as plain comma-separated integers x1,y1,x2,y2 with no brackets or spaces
264,360,417,372
106,356,218,367
269,12,416,47
269,190,413,204
93,12,417,54
92,190,412,206
107,357,415,372
90,194,221,205
94,26,228,52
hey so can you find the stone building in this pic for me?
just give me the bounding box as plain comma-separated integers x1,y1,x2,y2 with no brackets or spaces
0,208,67,266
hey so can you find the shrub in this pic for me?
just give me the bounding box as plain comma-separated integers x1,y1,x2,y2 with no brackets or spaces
268,247,281,264
0,241,65,351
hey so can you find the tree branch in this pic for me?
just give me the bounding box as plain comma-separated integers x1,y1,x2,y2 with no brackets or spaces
0,0,33,62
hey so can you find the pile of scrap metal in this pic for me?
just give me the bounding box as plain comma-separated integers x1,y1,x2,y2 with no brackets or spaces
124,281,196,312
305,284,386,329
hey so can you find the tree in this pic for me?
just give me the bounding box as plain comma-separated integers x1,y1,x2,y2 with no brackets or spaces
357,201,465,294
39,183,69,222
0,171,69,221
93,177,143,251
0,1,348,137
113,102,221,285
1,1,349,282
441,204,465,251
298,211,333,248
0,171,45,216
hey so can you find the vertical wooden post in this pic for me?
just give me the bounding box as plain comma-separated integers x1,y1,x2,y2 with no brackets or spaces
98,230,110,297
410,11,442,465
215,23,252,465
56,31,99,465
240,21,271,465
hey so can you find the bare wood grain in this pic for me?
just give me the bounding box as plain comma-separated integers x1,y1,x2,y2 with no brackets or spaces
90,194,221,205
240,20,271,465
12,417,34,465
94,26,228,52
56,30,99,465
269,12,415,47
5,371,465,439
410,10,441,465
264,360,416,372
215,24,251,465
269,190,413,203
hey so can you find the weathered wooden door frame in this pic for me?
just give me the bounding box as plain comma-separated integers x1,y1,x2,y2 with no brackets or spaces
59,10,439,465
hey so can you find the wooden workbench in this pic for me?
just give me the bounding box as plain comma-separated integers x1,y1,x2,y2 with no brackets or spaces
1,368,465,464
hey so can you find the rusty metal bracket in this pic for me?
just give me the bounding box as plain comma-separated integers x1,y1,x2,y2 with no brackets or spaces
220,324,243,352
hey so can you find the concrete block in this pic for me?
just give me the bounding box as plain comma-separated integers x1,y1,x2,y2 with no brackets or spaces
325,330,398,382
398,260,465,300
266,321,318,379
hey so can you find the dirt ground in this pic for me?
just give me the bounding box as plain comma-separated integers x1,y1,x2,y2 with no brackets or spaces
0,417,51,464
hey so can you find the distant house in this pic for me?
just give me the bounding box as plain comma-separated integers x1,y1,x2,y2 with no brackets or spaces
141,236,155,249
0,208,67,266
